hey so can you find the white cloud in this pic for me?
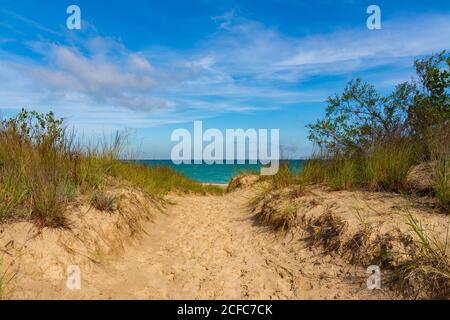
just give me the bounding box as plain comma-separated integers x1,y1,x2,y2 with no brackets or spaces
8,42,173,112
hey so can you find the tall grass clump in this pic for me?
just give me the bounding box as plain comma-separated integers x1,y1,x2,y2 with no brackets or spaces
328,156,360,190
269,161,298,189
90,191,118,212
300,145,416,191
435,157,450,211
0,110,79,226
300,158,329,185
364,141,418,191
301,156,360,190
397,214,450,298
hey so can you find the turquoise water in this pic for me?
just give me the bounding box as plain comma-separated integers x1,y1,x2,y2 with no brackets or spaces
136,160,306,184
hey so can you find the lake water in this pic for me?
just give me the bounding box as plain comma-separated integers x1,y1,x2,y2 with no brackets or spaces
136,160,306,184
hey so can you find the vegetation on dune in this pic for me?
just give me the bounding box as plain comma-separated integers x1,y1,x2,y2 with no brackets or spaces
0,109,221,227
264,52,449,211
90,191,118,212
269,161,299,189
307,52,450,159
110,161,223,196
303,52,449,209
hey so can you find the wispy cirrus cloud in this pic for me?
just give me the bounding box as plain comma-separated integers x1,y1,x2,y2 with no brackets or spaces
198,12,450,82
0,8,62,36
276,14,450,74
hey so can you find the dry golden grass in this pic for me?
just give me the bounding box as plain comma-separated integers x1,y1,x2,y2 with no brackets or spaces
304,205,348,253
249,187,298,232
90,191,118,212
395,214,450,299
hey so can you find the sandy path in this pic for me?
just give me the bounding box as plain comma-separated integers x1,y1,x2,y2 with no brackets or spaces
60,191,385,300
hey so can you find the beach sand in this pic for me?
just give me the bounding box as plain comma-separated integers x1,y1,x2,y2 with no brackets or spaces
2,186,391,299
1,180,447,299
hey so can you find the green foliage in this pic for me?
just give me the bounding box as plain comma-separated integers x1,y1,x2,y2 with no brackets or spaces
1,109,64,145
411,52,450,143
307,52,449,158
307,79,414,155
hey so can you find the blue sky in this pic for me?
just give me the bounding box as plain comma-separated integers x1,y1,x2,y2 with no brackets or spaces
1,0,450,158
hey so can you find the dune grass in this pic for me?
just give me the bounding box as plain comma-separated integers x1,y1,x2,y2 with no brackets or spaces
110,161,223,196
0,109,221,227
305,206,348,252
397,214,450,298
267,140,445,202
299,141,419,192
297,142,449,212
269,161,299,189
435,157,450,211
249,185,299,233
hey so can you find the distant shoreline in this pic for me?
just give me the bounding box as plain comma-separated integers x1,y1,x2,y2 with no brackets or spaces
202,183,228,188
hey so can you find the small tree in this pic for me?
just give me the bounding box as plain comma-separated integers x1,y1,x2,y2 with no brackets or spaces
307,79,413,156
307,52,450,159
409,51,450,157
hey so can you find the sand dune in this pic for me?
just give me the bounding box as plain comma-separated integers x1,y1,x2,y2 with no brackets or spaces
1,187,391,300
